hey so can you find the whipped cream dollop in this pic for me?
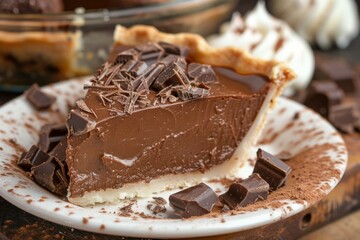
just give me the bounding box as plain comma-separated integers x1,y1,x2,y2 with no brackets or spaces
207,1,314,95
269,0,359,49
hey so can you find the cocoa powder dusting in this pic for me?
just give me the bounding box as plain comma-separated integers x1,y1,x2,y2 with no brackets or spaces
227,143,343,214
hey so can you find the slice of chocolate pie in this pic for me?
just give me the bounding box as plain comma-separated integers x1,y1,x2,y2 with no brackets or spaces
66,25,295,206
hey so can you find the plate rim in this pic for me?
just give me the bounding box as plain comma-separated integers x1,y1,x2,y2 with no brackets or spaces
0,78,348,238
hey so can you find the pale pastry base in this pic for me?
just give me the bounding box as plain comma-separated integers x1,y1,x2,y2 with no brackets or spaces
68,87,276,206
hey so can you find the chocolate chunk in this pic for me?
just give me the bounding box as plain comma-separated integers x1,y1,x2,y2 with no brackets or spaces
129,61,148,78
67,109,96,136
0,0,63,14
304,81,344,118
135,63,165,91
188,63,219,84
219,173,269,210
314,56,357,94
176,87,210,101
49,138,67,164
115,48,140,64
159,42,189,57
24,84,56,110
31,158,68,196
38,124,67,152
120,60,138,76
138,43,164,62
18,145,49,171
152,55,187,90
253,149,292,191
169,183,220,218
329,104,360,134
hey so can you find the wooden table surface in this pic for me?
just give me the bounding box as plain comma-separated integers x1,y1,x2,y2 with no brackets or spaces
1,2,360,239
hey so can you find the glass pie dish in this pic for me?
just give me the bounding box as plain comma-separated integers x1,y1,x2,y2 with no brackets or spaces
0,0,237,92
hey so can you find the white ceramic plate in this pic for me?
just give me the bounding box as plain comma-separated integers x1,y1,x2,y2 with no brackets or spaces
0,77,347,239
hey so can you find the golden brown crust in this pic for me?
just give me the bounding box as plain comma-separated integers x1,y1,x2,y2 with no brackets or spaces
113,25,296,89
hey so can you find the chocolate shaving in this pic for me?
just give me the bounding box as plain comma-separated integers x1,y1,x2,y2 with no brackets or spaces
81,42,218,118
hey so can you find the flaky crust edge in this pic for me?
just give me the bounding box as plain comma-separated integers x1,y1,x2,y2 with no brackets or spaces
113,25,296,102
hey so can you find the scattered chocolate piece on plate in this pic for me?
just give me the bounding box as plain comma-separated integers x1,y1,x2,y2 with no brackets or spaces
18,145,49,171
219,173,269,210
253,148,292,191
169,183,221,218
38,124,67,152
24,84,56,110
31,158,68,196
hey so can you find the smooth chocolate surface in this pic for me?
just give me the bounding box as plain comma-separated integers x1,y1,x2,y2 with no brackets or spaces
253,149,292,191
219,173,269,210
67,43,271,198
169,183,219,218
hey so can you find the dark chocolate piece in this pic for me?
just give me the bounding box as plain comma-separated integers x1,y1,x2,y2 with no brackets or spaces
253,148,292,191
76,99,94,115
18,145,49,171
219,173,269,209
115,48,140,64
152,56,187,90
304,81,344,118
329,104,360,134
67,109,96,136
38,124,67,152
31,158,68,196
159,42,189,57
314,56,357,94
138,43,164,63
24,84,56,110
188,63,219,84
49,138,67,164
169,183,220,218
129,61,147,78
0,0,63,14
